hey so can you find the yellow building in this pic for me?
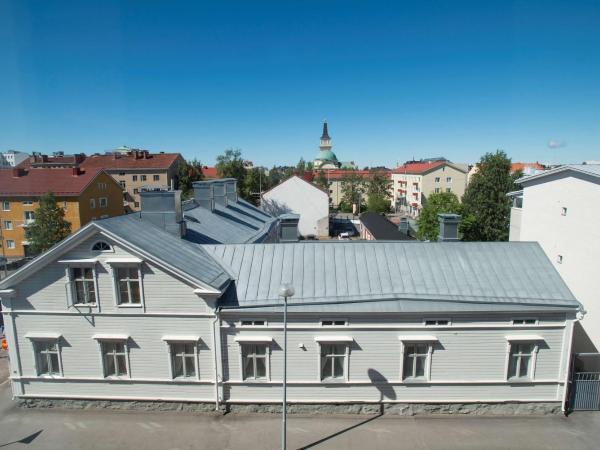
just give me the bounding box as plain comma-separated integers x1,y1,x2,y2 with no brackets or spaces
0,167,123,259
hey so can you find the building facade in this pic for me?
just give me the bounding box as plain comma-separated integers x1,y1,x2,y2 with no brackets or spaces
0,150,29,168
0,206,582,413
0,167,123,259
509,164,600,351
81,150,184,212
261,176,329,237
392,161,468,217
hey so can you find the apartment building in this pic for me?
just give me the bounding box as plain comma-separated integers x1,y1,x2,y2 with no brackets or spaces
392,161,468,217
80,150,184,212
0,150,29,168
0,167,123,259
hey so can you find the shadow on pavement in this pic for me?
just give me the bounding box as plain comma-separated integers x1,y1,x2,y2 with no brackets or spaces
0,429,43,447
297,414,382,450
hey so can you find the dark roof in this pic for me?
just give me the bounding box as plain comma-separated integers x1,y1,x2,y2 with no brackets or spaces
359,212,413,240
320,121,331,140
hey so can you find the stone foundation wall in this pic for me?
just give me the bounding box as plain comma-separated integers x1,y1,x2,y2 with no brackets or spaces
17,398,562,415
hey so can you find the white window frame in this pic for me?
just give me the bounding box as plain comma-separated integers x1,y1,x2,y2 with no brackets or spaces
153,174,160,181
90,198,96,209
6,240,15,249
561,207,567,216
107,260,145,310
239,319,268,327
22,200,33,206
23,211,35,224
238,342,271,382
141,175,147,181
99,197,108,208
91,241,113,253
94,337,131,379
3,220,12,230
446,177,452,183
504,336,542,382
398,336,438,383
434,177,440,183
163,337,200,381
68,265,99,307
318,342,350,382
2,200,10,211
28,337,63,377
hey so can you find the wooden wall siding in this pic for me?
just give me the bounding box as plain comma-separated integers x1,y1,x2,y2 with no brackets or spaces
14,315,214,381
221,327,564,384
12,234,209,314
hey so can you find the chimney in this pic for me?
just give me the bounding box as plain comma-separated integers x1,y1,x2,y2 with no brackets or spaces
72,166,81,176
224,178,238,204
437,214,461,242
139,188,185,238
192,181,215,210
279,213,300,242
212,180,227,206
398,217,409,235
11,167,24,177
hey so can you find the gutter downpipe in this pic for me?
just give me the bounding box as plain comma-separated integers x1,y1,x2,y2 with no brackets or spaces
562,314,581,414
212,308,221,412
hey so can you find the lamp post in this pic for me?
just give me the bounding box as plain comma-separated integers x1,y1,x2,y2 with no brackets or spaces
278,282,295,450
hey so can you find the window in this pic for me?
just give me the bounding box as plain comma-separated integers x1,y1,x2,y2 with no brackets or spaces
99,197,108,208
132,175,138,182
6,240,15,249
402,343,431,380
71,267,96,305
92,241,112,252
33,340,61,376
2,200,9,211
133,188,139,194
169,342,197,379
22,200,33,206
434,177,440,183
90,198,96,209
557,255,563,264
446,187,451,193
507,343,535,380
118,172,126,176
424,319,449,326
561,207,567,216
242,344,268,380
446,177,452,183
116,267,141,305
119,181,126,189
240,320,266,326
320,319,347,326
101,341,129,377
63,201,68,210
141,175,147,182
153,174,160,181
434,187,441,193
512,319,537,325
134,202,140,208
24,211,35,223
320,343,347,381
97,182,107,190
3,220,12,230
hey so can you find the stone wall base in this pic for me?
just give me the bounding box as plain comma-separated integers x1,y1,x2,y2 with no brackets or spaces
17,398,562,415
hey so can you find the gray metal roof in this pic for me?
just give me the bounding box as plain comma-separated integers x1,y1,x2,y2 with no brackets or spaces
96,215,231,290
203,241,580,311
183,198,278,244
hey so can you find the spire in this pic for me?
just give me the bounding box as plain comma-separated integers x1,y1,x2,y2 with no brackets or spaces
320,120,330,140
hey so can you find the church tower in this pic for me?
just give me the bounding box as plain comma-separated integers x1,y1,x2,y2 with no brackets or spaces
320,120,332,151
313,120,340,169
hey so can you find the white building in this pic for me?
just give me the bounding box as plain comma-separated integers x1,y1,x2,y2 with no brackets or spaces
0,150,29,167
261,175,329,237
509,164,600,351
0,193,582,413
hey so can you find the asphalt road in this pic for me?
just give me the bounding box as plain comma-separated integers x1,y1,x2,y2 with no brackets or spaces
0,353,598,449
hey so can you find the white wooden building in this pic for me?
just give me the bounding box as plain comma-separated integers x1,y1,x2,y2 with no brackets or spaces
0,191,583,413
261,175,329,238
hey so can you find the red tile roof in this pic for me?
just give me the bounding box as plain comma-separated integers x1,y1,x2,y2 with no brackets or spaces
202,166,219,179
0,167,109,196
80,152,182,170
392,161,445,174
511,162,545,173
313,169,390,180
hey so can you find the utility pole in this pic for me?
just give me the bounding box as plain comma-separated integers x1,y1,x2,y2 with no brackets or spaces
278,283,295,450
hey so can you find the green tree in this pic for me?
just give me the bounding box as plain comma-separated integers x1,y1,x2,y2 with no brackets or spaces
25,192,71,254
216,148,246,196
340,170,365,212
365,169,392,213
243,167,267,205
295,158,307,176
460,150,520,241
366,195,391,213
177,158,203,200
416,192,461,241
314,170,330,190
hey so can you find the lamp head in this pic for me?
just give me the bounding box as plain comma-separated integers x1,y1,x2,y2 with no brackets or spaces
278,282,295,298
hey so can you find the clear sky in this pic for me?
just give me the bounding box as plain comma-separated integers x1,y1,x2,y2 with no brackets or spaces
1,0,599,167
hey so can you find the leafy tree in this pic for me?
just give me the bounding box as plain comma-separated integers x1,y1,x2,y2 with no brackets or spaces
216,148,246,196
314,170,330,190
295,158,306,176
416,192,461,241
25,192,71,254
460,150,520,241
243,167,267,205
340,170,365,211
177,158,203,200
366,194,391,213
365,169,392,199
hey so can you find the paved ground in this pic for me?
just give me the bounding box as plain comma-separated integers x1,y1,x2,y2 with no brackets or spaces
0,353,598,449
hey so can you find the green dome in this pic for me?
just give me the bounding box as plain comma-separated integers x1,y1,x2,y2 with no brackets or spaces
315,150,338,162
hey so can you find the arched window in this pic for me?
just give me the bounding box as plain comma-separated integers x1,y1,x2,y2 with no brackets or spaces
91,241,112,252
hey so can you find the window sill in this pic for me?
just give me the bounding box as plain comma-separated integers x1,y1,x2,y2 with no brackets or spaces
506,378,534,384
117,304,143,308
402,378,430,384
72,303,98,308
104,375,131,381
320,378,348,384
242,378,271,383
35,374,63,379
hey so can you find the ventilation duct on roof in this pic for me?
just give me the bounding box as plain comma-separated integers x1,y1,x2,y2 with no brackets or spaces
192,181,215,211
437,213,460,242
139,188,185,238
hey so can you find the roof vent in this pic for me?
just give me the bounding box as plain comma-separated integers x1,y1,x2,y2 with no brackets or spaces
139,188,185,238
437,214,461,242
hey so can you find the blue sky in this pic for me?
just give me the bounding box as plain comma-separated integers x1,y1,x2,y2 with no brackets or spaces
1,0,599,167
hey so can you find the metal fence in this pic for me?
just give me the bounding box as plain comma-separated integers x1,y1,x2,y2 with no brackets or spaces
570,353,600,411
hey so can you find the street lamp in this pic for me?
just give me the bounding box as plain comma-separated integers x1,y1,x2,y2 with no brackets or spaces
278,282,295,450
